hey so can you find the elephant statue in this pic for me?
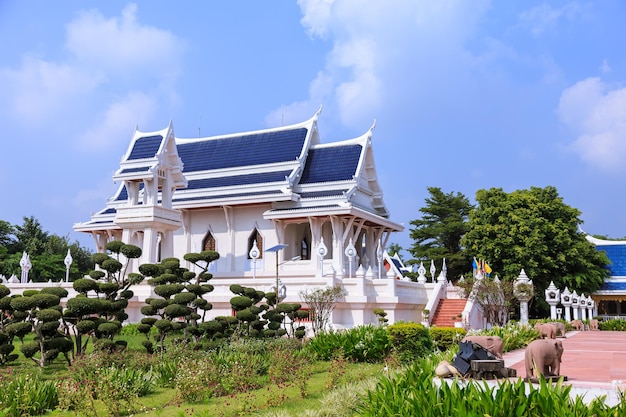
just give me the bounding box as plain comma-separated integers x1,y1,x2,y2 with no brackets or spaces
460,335,503,359
525,339,564,379
547,322,566,337
534,323,557,339
589,319,599,331
571,320,584,331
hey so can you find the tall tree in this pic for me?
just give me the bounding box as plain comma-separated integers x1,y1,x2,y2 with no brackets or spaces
462,186,609,317
13,216,48,255
0,221,15,248
408,187,473,281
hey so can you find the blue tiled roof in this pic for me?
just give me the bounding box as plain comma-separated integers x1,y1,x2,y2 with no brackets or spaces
596,244,626,276
300,190,346,198
599,281,626,291
300,144,362,183
267,204,341,212
174,191,280,202
390,257,404,273
115,183,144,201
99,208,117,215
184,170,290,190
128,135,163,160
177,128,307,172
120,167,150,174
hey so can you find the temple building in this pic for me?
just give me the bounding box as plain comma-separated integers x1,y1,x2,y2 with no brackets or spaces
586,234,626,317
73,110,427,327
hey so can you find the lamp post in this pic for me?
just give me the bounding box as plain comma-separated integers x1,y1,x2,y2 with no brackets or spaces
376,239,383,280
249,239,260,279
266,244,288,307
429,259,436,283
344,238,356,278
318,237,328,277
64,249,73,283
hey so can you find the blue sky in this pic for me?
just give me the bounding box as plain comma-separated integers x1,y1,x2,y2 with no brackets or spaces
1,1,626,256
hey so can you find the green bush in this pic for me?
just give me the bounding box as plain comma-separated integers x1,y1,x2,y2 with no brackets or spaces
386,322,433,363
429,327,466,352
599,318,626,331
307,325,392,362
468,323,539,352
0,373,59,416
359,358,625,416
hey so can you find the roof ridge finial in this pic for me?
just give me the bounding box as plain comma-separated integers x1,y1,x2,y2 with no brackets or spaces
369,119,377,132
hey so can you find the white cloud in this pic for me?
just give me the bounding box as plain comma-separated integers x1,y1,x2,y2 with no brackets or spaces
558,77,626,172
0,3,183,147
518,2,584,37
280,0,490,131
0,56,102,127
76,91,159,151
66,3,184,81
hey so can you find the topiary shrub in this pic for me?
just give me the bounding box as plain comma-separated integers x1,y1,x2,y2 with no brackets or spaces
429,327,466,352
386,322,434,363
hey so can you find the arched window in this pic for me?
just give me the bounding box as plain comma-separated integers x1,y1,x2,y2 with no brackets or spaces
248,229,263,259
202,230,216,252
300,238,309,260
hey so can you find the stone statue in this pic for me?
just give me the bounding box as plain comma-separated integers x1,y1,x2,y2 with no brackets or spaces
460,335,503,359
547,322,566,337
534,323,557,339
525,339,564,379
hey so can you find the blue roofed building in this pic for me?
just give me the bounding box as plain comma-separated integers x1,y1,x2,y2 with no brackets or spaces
73,110,428,327
586,234,626,317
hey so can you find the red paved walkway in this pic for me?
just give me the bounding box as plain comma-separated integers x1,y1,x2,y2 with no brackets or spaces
502,331,626,405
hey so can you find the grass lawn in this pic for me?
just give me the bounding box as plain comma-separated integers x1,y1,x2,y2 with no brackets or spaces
2,333,386,417
49,361,384,417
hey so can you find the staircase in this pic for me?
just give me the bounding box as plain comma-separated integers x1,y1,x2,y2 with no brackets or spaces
431,299,467,327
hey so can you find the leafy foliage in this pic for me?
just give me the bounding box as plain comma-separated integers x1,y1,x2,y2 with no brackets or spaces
0,216,94,281
359,355,625,416
307,325,392,362
386,322,433,363
408,187,473,281
462,186,610,316
299,286,345,335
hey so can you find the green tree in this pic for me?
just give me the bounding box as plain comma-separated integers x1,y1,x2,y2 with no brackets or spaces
387,243,404,261
462,186,610,317
0,220,15,247
13,216,48,255
0,217,93,280
138,252,218,351
408,187,473,281
299,286,345,336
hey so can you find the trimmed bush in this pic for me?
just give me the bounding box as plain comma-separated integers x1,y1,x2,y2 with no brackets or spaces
386,322,434,363
429,327,466,352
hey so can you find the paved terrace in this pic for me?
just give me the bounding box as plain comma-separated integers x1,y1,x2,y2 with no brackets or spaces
503,330,626,406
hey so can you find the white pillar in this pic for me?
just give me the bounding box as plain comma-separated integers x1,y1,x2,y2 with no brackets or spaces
561,287,572,322
571,291,580,321
545,281,560,320
514,269,533,326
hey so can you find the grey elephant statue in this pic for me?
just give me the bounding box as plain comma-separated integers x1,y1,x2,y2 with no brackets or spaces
525,339,564,379
460,335,503,359
547,322,566,337
534,323,557,339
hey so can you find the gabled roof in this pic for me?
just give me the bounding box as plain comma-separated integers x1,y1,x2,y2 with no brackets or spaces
75,111,401,232
113,122,187,189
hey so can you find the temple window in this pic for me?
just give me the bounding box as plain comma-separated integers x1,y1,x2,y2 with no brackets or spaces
301,239,309,260
202,230,216,252
248,229,263,259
